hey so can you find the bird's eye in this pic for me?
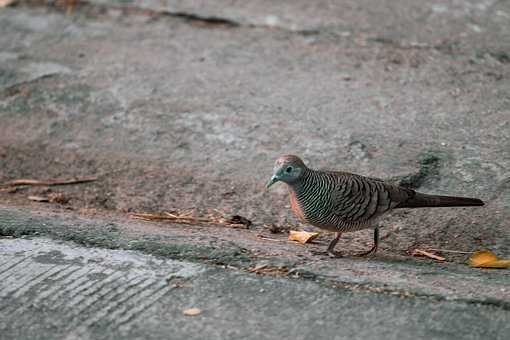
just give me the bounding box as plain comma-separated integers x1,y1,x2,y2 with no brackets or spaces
285,166,293,173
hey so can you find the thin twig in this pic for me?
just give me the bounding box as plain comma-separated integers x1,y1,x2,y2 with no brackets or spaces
256,235,285,242
412,249,446,261
129,211,250,229
5,177,97,187
0,187,17,193
427,248,474,254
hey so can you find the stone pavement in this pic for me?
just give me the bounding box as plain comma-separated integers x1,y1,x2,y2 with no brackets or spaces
1,1,509,339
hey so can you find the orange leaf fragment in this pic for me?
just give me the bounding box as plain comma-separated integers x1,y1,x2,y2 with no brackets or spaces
0,0,15,8
412,249,445,261
183,308,201,316
469,251,510,269
288,230,320,244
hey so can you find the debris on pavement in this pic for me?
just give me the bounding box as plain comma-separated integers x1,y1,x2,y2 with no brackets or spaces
129,210,252,229
0,187,17,193
256,234,285,242
411,249,446,262
225,214,252,228
183,308,202,316
265,224,288,234
288,230,320,244
427,248,473,254
28,195,49,202
27,192,70,204
246,264,290,276
4,177,97,187
469,250,510,269
48,192,70,204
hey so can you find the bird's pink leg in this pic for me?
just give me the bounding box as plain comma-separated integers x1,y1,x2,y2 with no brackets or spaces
355,227,379,257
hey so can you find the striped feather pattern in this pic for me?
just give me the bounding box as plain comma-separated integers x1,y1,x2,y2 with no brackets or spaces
289,169,412,232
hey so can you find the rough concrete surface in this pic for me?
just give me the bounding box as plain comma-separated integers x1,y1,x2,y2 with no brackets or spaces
2,237,510,340
2,207,510,305
0,0,509,339
0,0,508,255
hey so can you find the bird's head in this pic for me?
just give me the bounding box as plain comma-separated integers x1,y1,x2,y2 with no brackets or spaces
266,155,307,188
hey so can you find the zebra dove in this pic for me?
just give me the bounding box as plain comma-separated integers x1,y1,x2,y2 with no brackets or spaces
266,154,484,257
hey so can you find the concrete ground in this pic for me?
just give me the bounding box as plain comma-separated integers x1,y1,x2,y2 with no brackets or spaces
1,236,510,340
1,0,509,339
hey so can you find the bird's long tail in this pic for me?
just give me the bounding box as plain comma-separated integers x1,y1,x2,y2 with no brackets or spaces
397,192,484,208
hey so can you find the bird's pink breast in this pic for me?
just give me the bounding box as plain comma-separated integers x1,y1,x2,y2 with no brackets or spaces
289,190,307,222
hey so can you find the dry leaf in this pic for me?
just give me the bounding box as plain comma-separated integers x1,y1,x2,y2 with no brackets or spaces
288,230,320,244
0,0,14,8
469,250,510,269
412,249,446,261
183,308,201,316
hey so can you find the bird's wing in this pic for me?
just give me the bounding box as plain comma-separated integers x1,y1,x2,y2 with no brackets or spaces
326,170,385,183
330,173,415,222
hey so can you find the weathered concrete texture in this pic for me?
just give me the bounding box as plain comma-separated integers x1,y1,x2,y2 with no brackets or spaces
2,206,509,306
1,2,509,339
89,0,510,50
0,1,508,258
1,237,510,340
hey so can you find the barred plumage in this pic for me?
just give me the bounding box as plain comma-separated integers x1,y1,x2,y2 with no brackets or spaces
267,154,484,257
290,169,394,232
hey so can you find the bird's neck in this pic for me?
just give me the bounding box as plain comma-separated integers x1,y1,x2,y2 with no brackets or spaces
288,168,316,195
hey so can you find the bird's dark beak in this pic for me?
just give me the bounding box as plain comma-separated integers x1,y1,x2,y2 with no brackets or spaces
266,175,278,189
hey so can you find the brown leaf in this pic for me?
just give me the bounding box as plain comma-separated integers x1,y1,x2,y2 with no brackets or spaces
469,251,510,269
288,230,320,244
412,249,446,261
183,308,201,316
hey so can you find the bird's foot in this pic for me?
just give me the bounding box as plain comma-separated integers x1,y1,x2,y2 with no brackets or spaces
327,250,343,258
354,246,378,257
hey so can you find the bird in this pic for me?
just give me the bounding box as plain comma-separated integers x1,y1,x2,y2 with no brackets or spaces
266,154,484,258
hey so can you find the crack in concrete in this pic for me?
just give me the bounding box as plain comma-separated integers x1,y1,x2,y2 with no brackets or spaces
2,1,336,39
324,277,510,312
160,10,241,28
13,0,506,61
0,72,63,96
